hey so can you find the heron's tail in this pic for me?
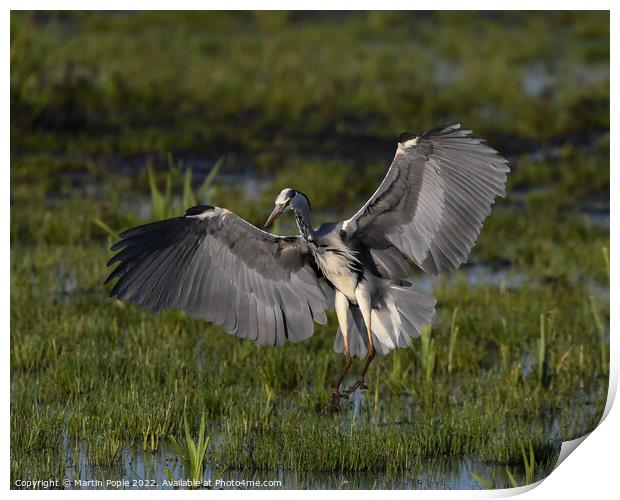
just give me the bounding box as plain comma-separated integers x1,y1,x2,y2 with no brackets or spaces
370,283,436,355
333,283,436,358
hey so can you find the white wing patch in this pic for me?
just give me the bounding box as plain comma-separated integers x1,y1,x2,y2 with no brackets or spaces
186,209,215,220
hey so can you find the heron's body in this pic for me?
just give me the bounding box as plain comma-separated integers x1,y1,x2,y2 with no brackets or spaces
309,224,361,301
106,123,510,409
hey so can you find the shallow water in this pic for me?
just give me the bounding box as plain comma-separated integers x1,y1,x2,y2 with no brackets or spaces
57,387,573,490
63,440,533,490
415,264,527,295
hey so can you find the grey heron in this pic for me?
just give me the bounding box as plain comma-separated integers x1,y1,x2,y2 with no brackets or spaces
106,123,509,410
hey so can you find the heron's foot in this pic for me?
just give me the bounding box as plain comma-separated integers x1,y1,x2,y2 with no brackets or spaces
343,378,368,396
323,388,350,413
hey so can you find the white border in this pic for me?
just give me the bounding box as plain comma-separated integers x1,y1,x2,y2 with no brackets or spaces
4,3,615,498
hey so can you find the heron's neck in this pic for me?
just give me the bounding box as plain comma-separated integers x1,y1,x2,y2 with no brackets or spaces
293,207,314,241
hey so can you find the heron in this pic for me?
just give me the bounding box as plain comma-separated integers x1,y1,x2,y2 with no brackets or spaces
105,123,509,410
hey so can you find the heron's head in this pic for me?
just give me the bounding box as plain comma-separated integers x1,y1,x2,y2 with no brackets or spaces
264,188,310,227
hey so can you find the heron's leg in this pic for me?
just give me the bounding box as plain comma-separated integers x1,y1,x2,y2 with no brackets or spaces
333,352,352,393
359,340,376,381
344,283,375,395
332,290,352,392
326,291,352,411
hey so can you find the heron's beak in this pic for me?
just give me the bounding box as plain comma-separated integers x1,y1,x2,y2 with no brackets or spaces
264,203,285,228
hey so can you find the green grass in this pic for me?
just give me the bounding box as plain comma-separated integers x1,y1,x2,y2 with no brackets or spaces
419,326,436,384
10,10,608,490
11,11,609,161
447,308,459,376
168,411,212,488
10,224,608,486
472,441,539,489
537,314,548,387
146,155,223,220
588,294,609,376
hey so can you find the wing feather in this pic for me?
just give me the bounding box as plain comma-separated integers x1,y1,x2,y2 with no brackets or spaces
106,205,328,345
343,123,509,275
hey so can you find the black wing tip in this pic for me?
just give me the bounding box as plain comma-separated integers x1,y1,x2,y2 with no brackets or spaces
109,240,126,252
185,205,215,216
421,122,463,138
118,226,143,239
104,272,119,293
401,123,464,143
103,261,124,284
398,132,417,144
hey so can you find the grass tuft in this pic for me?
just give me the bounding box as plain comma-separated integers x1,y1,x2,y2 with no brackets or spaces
168,410,211,488
419,325,436,384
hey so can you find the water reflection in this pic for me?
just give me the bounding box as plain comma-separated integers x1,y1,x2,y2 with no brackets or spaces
64,441,538,490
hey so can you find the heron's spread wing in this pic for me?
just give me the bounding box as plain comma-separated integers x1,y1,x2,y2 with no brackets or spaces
342,123,510,275
105,205,328,346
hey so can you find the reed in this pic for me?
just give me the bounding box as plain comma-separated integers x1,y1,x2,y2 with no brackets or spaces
447,308,460,375
588,294,608,375
537,314,548,386
168,411,211,488
419,325,436,384
148,156,223,220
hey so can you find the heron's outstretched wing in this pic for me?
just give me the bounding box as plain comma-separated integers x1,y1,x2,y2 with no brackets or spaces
342,123,510,275
105,205,327,346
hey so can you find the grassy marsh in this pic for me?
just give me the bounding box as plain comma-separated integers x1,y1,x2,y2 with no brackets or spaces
10,11,609,490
